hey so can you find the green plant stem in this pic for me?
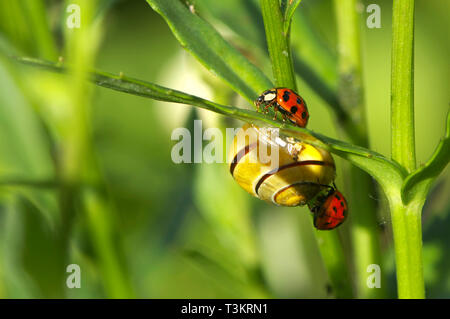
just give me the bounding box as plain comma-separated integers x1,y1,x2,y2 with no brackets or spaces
260,0,297,90
261,0,355,297
402,111,450,203
333,0,384,298
391,0,416,174
333,0,367,145
84,189,135,298
315,231,353,298
388,195,424,298
391,0,424,299
347,170,384,298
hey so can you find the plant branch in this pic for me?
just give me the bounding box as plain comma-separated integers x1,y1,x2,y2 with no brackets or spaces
281,0,303,34
402,111,450,204
388,195,424,299
260,0,297,90
14,56,406,199
391,0,416,173
390,0,424,299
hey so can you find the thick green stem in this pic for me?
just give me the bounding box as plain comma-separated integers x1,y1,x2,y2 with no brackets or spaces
391,0,424,298
388,196,424,298
260,0,297,90
334,0,384,298
391,0,416,173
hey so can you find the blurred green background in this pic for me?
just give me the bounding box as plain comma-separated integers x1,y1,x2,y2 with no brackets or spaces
0,0,448,298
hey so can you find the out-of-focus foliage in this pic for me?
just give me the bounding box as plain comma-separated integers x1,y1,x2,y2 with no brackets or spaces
0,0,448,298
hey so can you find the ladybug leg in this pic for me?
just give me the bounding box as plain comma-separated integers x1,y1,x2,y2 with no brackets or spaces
272,104,279,120
256,101,267,113
263,99,276,114
255,100,267,113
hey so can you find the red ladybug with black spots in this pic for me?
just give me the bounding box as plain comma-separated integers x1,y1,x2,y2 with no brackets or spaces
308,184,348,230
254,87,309,128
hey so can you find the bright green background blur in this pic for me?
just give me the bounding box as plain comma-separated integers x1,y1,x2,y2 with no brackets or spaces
0,0,448,298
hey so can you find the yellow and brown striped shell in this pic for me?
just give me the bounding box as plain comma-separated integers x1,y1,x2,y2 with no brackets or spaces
228,124,336,207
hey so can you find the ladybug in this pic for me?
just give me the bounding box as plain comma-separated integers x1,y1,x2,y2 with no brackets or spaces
308,184,348,230
254,88,309,128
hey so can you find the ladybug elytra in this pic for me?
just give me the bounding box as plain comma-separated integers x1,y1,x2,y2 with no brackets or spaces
308,185,348,230
255,88,309,128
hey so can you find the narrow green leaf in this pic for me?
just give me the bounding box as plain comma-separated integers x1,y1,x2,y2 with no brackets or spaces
260,0,297,89
402,111,450,204
146,0,272,102
15,56,406,200
0,56,58,222
194,162,259,272
20,0,58,60
282,0,302,34
0,0,57,60
192,0,266,49
314,230,354,298
290,10,337,87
